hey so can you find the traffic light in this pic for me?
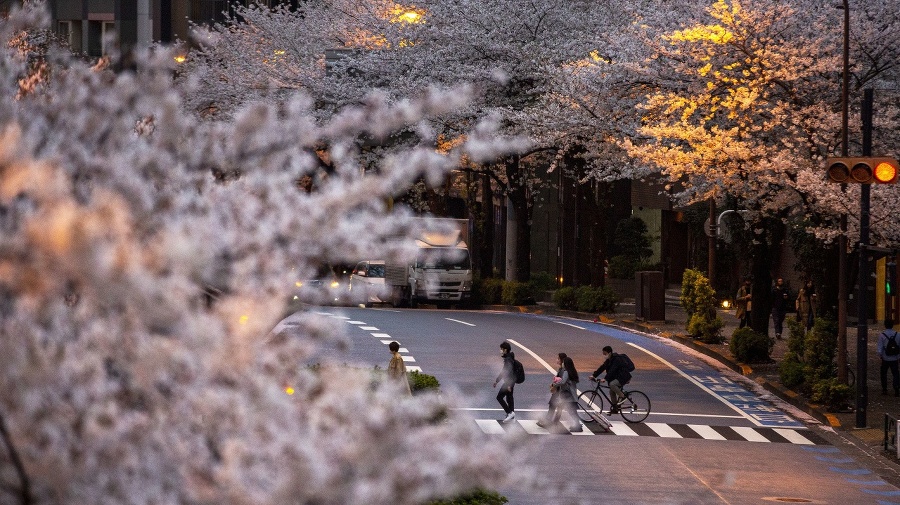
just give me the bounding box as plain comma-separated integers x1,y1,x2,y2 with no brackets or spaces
825,157,899,184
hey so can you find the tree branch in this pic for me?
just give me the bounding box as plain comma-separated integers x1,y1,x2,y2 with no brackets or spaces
0,411,31,505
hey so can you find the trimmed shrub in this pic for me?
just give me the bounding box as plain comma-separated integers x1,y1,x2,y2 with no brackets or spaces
571,285,619,313
687,313,724,344
608,255,635,280
778,351,805,389
474,277,504,305
408,370,440,393
552,286,578,311
811,378,852,411
528,271,557,293
427,489,508,505
786,318,807,356
680,269,702,318
729,327,771,363
501,281,534,305
803,318,838,383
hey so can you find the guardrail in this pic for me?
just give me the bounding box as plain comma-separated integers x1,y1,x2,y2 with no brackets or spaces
885,413,898,454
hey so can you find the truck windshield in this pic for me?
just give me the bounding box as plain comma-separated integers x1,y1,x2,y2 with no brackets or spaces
417,248,470,270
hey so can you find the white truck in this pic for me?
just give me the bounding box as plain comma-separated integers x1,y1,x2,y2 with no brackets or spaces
385,218,473,308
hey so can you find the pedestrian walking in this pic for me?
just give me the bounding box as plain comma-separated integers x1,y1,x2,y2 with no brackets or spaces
537,353,582,432
735,277,752,329
387,341,412,395
493,341,517,423
878,319,900,397
771,277,789,339
796,280,817,332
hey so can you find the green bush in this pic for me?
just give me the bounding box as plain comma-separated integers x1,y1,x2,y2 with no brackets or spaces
572,285,619,313
681,269,720,342
778,352,806,388
786,318,807,356
687,313,724,344
528,271,557,293
803,318,838,384
552,286,578,311
426,489,508,505
408,371,440,393
607,255,636,279
729,327,771,363
811,378,851,411
501,281,534,305
474,277,504,305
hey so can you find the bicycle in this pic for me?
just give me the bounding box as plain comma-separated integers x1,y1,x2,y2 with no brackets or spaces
576,378,651,424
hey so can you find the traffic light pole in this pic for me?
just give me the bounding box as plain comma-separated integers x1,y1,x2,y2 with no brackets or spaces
855,88,873,428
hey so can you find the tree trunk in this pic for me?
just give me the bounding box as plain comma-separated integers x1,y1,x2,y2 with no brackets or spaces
504,155,531,282
479,173,494,278
749,218,782,335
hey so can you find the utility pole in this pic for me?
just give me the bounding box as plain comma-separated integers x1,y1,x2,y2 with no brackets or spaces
836,0,850,388
855,89,873,428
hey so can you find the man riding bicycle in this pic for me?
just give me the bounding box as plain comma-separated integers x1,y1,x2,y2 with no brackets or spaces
588,346,632,413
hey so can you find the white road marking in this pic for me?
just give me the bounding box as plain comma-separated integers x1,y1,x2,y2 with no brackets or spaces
398,348,409,353
401,356,416,362
475,420,506,434
626,342,764,427
506,339,595,406
519,420,551,435
407,366,422,372
371,333,392,339
647,423,682,438
452,408,548,412
689,424,726,440
773,428,815,445
331,315,350,320
608,421,639,436
732,426,770,443
445,318,475,326
347,321,365,324
554,321,586,330
569,421,592,435
360,326,379,330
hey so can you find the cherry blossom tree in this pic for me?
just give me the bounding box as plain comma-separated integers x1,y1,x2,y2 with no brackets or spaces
623,0,900,332
0,4,544,504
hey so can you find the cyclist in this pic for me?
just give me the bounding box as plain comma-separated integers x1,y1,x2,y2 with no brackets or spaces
588,346,632,413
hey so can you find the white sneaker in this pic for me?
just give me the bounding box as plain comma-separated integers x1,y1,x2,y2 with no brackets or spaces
502,412,516,423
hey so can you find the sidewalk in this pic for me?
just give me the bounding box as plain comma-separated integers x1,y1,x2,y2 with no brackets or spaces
491,297,900,483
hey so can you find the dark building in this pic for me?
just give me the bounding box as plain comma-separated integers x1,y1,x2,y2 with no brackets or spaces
46,1,299,57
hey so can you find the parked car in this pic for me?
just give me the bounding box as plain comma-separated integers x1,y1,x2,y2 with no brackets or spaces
348,261,388,307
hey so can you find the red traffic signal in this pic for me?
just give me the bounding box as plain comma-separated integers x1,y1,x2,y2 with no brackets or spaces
826,157,899,184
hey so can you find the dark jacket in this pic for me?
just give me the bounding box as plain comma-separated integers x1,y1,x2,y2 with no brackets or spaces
771,285,789,312
592,353,632,385
496,351,516,387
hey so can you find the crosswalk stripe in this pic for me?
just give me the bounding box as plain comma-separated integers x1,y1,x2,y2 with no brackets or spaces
471,419,830,445
475,420,506,434
609,421,640,436
519,420,551,435
647,423,682,438
731,426,770,443
689,424,727,440
774,428,815,445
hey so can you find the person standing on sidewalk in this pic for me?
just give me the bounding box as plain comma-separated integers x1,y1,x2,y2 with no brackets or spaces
771,277,789,340
493,341,516,423
735,278,752,329
796,280,817,332
878,319,900,397
388,341,412,395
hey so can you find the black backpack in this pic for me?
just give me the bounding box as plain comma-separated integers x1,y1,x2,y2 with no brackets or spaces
618,353,636,373
887,332,900,357
512,359,526,384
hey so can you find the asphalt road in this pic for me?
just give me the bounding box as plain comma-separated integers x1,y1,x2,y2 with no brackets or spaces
280,306,900,505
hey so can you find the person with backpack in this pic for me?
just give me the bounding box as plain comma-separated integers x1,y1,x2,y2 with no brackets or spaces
493,341,518,423
589,345,634,413
878,319,900,396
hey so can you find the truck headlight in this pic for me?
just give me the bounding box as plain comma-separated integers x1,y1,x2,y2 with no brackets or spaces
461,280,472,291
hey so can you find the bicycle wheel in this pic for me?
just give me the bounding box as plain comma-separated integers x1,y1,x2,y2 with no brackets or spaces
619,390,650,423
577,390,605,423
